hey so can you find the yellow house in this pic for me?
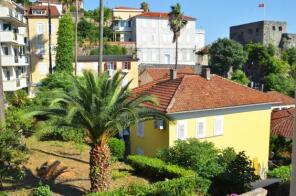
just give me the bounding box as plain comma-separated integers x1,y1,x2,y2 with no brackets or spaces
131,68,277,177
26,5,60,87
77,55,139,89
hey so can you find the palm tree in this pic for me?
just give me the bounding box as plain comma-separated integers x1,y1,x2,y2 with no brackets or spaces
168,3,188,70
140,2,150,12
34,71,168,192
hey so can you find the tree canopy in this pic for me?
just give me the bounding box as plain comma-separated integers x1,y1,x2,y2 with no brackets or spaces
209,38,247,77
55,14,74,73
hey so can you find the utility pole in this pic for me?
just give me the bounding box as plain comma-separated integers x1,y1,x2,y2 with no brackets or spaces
48,0,53,74
74,0,78,75
0,36,5,126
98,0,104,73
290,88,296,196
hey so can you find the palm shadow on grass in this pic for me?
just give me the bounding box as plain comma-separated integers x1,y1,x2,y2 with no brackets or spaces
2,168,86,196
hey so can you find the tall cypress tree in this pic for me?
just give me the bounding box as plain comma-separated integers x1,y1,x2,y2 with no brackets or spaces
55,14,74,73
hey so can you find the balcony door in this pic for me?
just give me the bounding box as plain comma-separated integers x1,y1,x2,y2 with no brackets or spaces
164,54,170,64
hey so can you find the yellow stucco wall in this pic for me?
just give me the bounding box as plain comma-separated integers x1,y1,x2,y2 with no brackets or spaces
130,105,272,175
28,17,59,84
76,61,139,89
130,120,169,157
113,10,143,20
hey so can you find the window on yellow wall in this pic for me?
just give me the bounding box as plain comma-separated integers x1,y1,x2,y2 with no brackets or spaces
196,118,206,138
214,116,224,136
137,148,144,155
177,121,187,140
137,122,144,138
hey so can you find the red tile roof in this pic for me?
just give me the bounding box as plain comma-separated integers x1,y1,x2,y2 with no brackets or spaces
36,0,60,4
266,91,295,106
135,12,195,20
144,67,194,81
25,5,60,18
133,74,276,113
114,6,143,11
271,108,295,138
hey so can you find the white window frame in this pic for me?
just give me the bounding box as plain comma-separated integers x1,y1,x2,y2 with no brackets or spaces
196,118,206,138
137,122,144,138
214,116,224,136
177,121,187,140
37,23,44,35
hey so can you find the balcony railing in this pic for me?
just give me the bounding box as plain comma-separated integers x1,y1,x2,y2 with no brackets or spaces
0,7,26,26
1,55,29,66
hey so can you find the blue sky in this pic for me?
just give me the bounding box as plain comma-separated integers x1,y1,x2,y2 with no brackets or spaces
84,0,296,44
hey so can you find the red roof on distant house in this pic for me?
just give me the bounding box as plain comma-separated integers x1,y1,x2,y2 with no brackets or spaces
114,6,143,11
143,67,194,81
135,12,195,20
266,91,295,106
25,5,60,18
271,108,295,138
133,74,275,113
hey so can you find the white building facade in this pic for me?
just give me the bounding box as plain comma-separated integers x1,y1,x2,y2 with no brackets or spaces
0,0,29,91
133,12,203,65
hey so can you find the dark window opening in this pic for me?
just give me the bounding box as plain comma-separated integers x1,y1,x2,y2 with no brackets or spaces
272,26,276,31
279,26,282,31
256,28,259,33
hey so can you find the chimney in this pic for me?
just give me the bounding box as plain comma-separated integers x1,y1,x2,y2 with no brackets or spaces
169,69,177,80
201,66,211,80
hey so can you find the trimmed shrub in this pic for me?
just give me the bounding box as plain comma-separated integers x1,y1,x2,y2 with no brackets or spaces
31,185,52,196
268,165,291,182
127,155,195,180
157,138,223,179
108,138,125,160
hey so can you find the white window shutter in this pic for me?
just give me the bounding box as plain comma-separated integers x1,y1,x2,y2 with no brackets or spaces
214,116,224,135
137,122,144,138
196,118,206,138
177,121,187,140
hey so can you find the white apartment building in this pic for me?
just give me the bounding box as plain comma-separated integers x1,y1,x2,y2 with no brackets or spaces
132,12,204,65
0,0,29,91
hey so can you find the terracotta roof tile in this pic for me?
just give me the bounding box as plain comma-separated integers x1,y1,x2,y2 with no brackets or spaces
135,12,195,20
25,5,60,18
271,108,295,138
144,67,194,81
266,91,295,106
133,74,276,113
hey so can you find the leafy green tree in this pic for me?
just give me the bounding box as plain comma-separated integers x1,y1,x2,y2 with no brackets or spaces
283,48,296,65
231,69,250,85
168,3,188,70
14,0,32,5
40,72,74,92
83,7,112,23
211,152,259,195
209,38,247,77
0,128,28,188
55,14,74,73
140,2,150,12
264,73,295,96
5,90,28,108
157,138,223,179
33,71,168,192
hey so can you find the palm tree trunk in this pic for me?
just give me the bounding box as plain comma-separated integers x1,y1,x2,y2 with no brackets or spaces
89,143,111,192
98,0,104,73
0,55,5,126
48,0,53,74
175,36,178,70
74,0,78,75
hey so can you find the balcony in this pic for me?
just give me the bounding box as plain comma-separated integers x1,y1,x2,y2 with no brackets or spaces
113,25,132,32
0,31,25,45
1,55,29,66
3,77,28,91
0,7,26,27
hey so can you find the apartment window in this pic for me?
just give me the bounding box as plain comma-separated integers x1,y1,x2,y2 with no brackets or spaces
2,47,9,55
256,28,259,33
32,10,46,15
3,23,11,31
214,116,224,136
196,118,206,138
137,148,144,155
137,122,144,138
122,62,131,70
37,23,45,35
272,26,276,31
3,68,10,80
38,44,45,55
279,26,283,31
39,63,47,75
177,121,187,140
